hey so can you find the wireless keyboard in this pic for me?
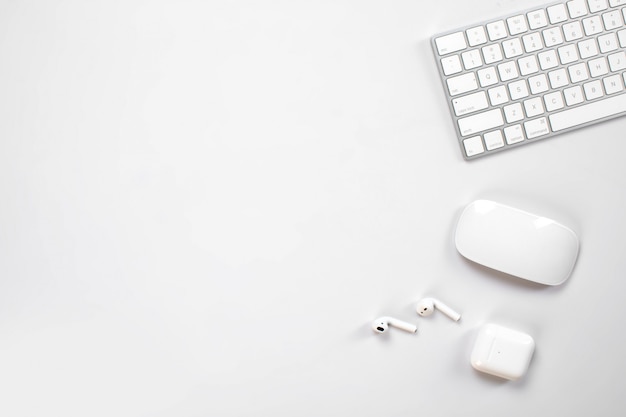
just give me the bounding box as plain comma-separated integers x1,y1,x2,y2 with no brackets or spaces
432,0,626,159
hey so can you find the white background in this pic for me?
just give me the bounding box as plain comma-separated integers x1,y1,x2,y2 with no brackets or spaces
1,0,625,415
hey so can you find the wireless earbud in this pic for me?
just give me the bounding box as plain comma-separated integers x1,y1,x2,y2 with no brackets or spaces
372,317,417,334
416,298,461,321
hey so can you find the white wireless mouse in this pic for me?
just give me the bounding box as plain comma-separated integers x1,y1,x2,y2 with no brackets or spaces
455,200,579,285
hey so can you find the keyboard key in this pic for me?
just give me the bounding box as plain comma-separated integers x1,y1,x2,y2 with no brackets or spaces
549,68,569,88
563,21,584,41
466,26,488,46
566,0,588,18
441,55,463,75
504,124,525,144
602,10,623,30
563,85,584,105
502,38,524,58
543,27,564,47
484,130,505,150
452,91,489,116
583,79,604,99
486,20,508,41
569,62,589,83
598,33,618,53
524,97,545,117
497,61,519,81
518,55,540,75
618,29,626,47
435,32,467,55
544,91,565,111
461,49,483,69
504,102,525,122
603,74,624,94
488,85,510,105
587,0,608,13
558,44,579,64
527,9,548,29
588,57,608,77
524,117,550,138
582,16,603,36
506,15,528,35
509,79,530,100
550,93,626,131
608,51,626,71
458,109,504,136
477,66,498,87
609,0,626,5
447,72,479,96
538,50,559,70
463,136,485,157
547,4,568,24
578,38,598,59
529,74,549,94
522,33,543,52
482,44,503,64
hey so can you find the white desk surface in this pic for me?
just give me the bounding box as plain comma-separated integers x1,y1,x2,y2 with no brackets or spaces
2,1,625,416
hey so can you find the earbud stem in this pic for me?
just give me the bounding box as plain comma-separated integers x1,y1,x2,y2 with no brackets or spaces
388,318,418,333
436,302,461,321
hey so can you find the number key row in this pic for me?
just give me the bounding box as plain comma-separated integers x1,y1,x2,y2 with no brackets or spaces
443,22,626,76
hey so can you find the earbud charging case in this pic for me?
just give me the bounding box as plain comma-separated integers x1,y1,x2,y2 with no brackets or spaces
471,323,535,381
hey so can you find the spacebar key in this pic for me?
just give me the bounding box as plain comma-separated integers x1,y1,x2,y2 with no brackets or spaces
550,94,626,132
